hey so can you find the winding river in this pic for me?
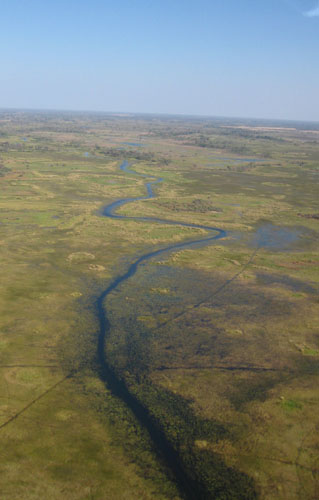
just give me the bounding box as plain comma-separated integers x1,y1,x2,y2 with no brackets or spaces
97,161,227,499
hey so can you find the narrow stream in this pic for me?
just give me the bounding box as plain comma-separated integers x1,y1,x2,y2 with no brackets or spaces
96,161,227,499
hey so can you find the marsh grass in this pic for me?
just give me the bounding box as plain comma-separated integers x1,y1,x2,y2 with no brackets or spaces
0,111,318,499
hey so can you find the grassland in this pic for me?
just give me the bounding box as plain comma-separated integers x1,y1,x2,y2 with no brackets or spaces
0,110,318,499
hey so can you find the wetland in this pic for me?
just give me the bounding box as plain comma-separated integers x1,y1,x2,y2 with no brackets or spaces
0,111,318,499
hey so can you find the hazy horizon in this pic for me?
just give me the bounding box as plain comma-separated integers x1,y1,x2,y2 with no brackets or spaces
2,106,319,125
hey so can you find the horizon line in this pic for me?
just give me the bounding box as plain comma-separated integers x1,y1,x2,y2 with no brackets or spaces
0,106,318,125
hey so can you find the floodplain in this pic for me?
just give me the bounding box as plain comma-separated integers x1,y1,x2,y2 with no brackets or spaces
0,111,318,499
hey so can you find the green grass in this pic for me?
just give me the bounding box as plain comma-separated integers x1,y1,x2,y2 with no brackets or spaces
281,399,303,411
0,110,319,499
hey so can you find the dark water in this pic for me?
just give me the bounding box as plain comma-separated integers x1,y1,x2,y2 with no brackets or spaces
209,156,264,163
121,142,144,147
253,223,299,250
96,160,226,498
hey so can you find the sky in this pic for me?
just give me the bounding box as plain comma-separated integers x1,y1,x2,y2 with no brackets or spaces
1,0,319,121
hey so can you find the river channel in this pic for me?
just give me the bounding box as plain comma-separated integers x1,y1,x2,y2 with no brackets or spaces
96,160,227,499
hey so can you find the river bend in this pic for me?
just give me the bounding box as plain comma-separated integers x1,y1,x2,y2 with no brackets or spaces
96,160,227,499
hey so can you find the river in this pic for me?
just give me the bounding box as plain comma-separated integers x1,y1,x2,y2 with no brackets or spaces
96,160,227,499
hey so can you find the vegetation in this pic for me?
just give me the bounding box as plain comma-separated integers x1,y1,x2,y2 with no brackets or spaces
0,110,318,499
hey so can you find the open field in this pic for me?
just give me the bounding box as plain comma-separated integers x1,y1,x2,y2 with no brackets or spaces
0,110,318,499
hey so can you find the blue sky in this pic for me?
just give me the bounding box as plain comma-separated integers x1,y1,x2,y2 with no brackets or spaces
1,0,319,121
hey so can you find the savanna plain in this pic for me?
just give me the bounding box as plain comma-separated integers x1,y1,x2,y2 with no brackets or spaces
0,111,318,499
